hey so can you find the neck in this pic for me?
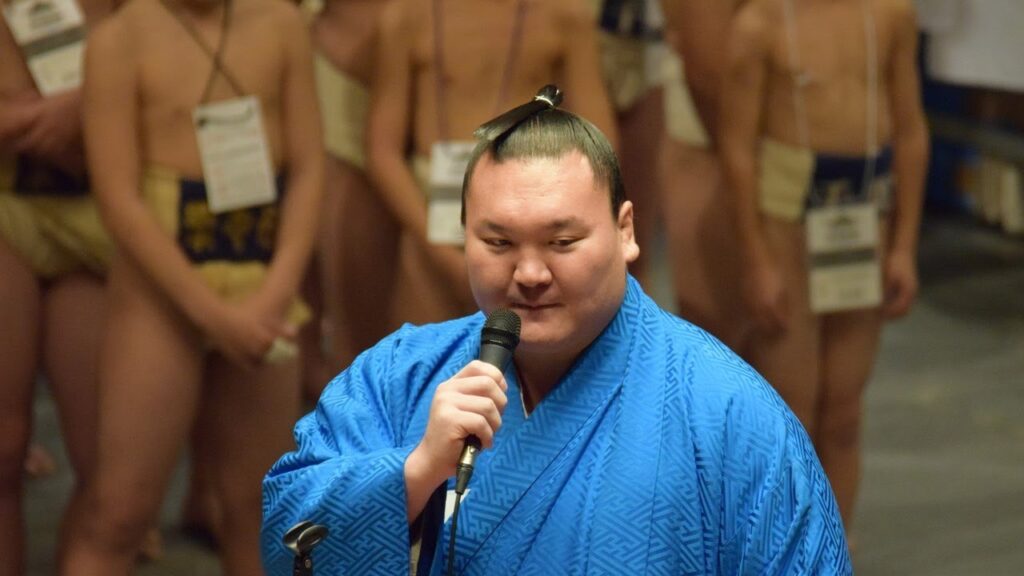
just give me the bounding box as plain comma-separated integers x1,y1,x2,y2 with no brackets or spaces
513,351,576,415
172,0,228,16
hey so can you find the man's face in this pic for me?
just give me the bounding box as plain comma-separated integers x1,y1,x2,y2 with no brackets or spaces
465,151,639,358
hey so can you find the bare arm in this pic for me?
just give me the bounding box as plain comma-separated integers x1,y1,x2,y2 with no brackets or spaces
884,0,928,317
662,0,738,145
258,8,325,315
887,1,927,257
365,0,429,239
15,89,86,173
719,5,769,266
560,0,619,148
719,4,790,332
0,23,40,154
0,95,38,156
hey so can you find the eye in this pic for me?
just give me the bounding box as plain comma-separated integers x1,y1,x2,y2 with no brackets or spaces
551,237,579,249
483,238,511,248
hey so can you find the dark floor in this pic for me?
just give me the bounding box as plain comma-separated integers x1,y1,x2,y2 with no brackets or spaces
24,215,1024,574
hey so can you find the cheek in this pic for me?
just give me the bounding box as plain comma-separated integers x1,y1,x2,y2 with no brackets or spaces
555,247,616,287
466,254,510,291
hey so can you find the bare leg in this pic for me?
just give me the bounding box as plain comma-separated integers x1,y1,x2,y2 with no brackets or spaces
743,217,822,434
299,252,330,401
319,154,372,373
0,239,41,576
42,273,105,565
62,261,204,575
181,399,222,550
334,156,403,362
659,137,751,351
205,354,299,575
817,307,883,531
816,223,889,530
617,88,664,289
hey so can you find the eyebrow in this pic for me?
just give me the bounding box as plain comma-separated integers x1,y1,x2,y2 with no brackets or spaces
479,217,585,233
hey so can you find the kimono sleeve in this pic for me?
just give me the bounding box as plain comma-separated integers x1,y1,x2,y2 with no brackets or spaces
261,329,417,574
720,397,853,575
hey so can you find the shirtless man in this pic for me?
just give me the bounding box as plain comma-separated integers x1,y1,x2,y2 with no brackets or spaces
63,0,323,573
367,0,617,326
657,0,751,350
719,0,928,531
0,0,119,571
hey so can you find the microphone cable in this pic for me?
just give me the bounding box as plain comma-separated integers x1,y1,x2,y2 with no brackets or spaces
446,308,520,576
446,491,463,576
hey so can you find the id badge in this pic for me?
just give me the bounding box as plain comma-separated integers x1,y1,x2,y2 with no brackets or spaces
193,96,277,214
806,201,882,313
427,141,474,246
3,0,86,96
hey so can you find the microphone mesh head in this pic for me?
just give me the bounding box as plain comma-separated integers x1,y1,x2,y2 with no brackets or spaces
483,308,521,349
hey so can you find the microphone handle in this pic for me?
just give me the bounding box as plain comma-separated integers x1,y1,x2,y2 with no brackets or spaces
455,342,514,494
478,342,514,372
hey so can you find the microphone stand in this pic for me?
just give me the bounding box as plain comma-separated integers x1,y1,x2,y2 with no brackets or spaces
283,520,329,576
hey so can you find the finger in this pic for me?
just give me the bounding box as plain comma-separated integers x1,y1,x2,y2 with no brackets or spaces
884,299,906,319
452,360,507,391
19,120,53,155
254,332,277,360
452,395,503,435
885,285,913,319
469,360,508,393
448,376,508,411
459,360,507,383
454,412,496,449
13,127,41,153
0,111,34,140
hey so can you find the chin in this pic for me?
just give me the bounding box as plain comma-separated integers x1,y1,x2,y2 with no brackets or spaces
518,329,573,353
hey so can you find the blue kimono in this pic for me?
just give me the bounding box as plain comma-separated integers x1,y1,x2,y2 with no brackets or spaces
262,278,851,574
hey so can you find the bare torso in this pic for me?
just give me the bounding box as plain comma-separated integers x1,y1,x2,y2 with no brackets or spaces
758,0,896,154
120,0,293,178
661,0,745,55
312,0,383,85
406,0,576,154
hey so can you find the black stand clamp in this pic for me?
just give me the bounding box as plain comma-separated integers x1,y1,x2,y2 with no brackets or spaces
283,520,329,576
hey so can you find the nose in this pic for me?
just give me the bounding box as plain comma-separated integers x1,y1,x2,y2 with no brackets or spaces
512,252,552,289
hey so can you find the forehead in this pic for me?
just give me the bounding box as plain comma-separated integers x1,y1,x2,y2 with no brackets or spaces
466,152,606,218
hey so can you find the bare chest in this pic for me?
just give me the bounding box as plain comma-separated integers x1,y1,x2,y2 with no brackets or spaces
763,1,897,150
137,19,285,129
769,2,892,93
410,0,562,139
412,1,561,97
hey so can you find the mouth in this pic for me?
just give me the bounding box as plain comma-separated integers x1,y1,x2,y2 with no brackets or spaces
510,303,560,313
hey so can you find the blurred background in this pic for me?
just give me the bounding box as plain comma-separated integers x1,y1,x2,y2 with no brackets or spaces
11,0,1024,573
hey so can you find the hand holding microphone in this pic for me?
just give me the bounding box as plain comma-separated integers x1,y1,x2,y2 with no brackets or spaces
406,310,521,499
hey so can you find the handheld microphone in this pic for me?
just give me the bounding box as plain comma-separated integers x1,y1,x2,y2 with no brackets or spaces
454,309,521,495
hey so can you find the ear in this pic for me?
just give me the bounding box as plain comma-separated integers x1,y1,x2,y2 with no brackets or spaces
617,201,640,263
